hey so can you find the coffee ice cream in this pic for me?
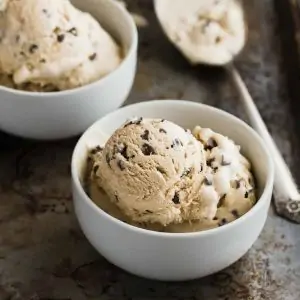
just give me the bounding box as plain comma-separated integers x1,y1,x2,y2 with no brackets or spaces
87,118,256,232
0,0,121,91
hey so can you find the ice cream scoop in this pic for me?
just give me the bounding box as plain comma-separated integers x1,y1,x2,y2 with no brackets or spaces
0,0,121,91
90,117,208,226
154,0,300,223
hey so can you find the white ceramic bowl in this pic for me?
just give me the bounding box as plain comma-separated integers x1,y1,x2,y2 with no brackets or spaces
71,100,274,281
0,0,137,140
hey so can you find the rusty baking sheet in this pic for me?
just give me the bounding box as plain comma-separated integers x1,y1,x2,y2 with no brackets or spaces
0,0,299,299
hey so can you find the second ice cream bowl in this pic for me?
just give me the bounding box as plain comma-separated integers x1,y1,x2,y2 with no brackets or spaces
0,0,137,140
71,100,274,281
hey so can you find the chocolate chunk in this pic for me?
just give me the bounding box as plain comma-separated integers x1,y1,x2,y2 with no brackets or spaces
117,160,125,171
120,145,129,160
213,216,218,221
207,158,215,167
57,34,65,43
231,210,239,218
68,27,78,36
91,145,103,155
218,218,227,226
204,138,217,150
159,128,167,134
203,177,212,185
217,194,226,208
171,138,183,148
145,210,153,213
29,44,38,53
141,143,155,156
213,167,218,173
141,130,150,141
106,153,111,166
181,168,191,178
244,191,249,198
172,192,180,204
93,165,99,174
221,155,231,166
124,117,143,127
89,53,97,61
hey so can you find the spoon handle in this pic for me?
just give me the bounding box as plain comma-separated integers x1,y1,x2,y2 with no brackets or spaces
227,64,300,202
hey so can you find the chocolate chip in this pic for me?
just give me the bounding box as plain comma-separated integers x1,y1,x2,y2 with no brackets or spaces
161,119,165,122
15,35,20,42
29,44,38,53
231,210,239,218
172,192,180,204
120,145,129,160
244,191,249,198
115,195,119,202
117,160,125,171
203,177,212,185
57,34,65,43
171,138,183,148
204,138,217,150
213,216,218,221
207,158,215,167
221,155,231,166
93,165,99,174
217,194,226,208
124,117,143,127
141,144,155,156
145,210,153,213
141,130,150,141
20,51,25,56
42,9,48,13
91,145,103,155
181,168,191,178
213,167,218,173
235,179,242,189
159,128,167,134
218,218,227,226
215,36,221,44
68,27,78,36
106,153,111,166
53,26,60,34
40,58,46,63
89,53,97,61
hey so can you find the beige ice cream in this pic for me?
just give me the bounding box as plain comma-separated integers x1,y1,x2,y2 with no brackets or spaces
0,0,121,91
155,0,246,65
87,118,256,232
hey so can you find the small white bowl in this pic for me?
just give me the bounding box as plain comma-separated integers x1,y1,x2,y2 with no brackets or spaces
71,100,274,281
0,0,137,140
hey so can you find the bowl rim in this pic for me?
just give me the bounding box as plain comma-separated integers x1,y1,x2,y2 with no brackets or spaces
0,0,138,97
71,100,274,238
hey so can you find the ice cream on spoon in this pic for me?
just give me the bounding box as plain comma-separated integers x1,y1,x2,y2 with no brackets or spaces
154,0,300,223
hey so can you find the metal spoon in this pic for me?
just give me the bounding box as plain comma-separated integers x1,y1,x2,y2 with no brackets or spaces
154,0,300,223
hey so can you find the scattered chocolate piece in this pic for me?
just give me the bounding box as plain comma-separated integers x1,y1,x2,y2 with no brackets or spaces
244,191,249,198
145,210,153,213
120,145,129,160
161,119,165,122
141,143,155,156
204,138,217,150
231,210,239,218
181,168,191,178
218,218,227,226
217,194,226,208
68,27,78,36
29,44,38,54
20,51,25,56
159,128,167,134
207,158,215,167
203,177,212,186
213,216,218,221
106,153,111,166
57,34,65,43
91,145,103,155
89,53,97,61
93,165,99,174
171,138,183,148
141,129,150,141
40,58,46,63
172,192,180,204
221,155,231,166
124,117,143,127
115,195,119,202
213,167,218,173
117,160,125,171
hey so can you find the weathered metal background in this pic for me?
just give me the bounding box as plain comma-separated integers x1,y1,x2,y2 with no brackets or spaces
0,1,300,299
